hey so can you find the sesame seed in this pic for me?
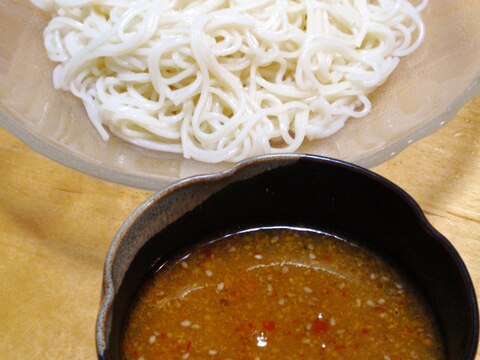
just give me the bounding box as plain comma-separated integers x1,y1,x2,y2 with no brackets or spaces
395,283,403,289
367,300,375,307
330,317,336,326
304,287,313,294
217,282,225,291
302,338,311,344
149,335,156,344
338,282,345,289
138,357,145,360
254,357,260,360
306,323,312,330
205,270,213,277
267,283,273,292
309,253,316,260
208,349,217,356
271,236,279,244
355,299,362,307
256,333,268,347
228,246,236,253
180,261,188,269
182,353,190,360
307,243,314,250
380,313,387,319
278,298,285,305
191,324,201,329
378,298,386,304
181,320,191,327
384,356,391,360
254,254,263,260
370,273,377,280
337,329,345,335
281,266,289,273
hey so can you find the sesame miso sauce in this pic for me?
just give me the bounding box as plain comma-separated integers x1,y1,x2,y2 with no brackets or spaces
122,228,444,360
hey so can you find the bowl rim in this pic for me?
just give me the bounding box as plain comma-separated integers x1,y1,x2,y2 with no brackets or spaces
1,76,479,191
95,153,479,359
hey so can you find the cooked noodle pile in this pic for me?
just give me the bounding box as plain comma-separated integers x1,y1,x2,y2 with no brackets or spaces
32,0,427,163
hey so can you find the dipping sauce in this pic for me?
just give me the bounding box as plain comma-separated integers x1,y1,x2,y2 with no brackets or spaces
123,229,444,359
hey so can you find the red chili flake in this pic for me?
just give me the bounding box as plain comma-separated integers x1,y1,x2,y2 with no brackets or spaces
247,322,254,329
312,319,329,334
334,344,346,351
185,341,192,351
322,288,332,295
203,249,214,258
159,332,167,339
262,320,276,331
322,255,332,263
361,328,369,335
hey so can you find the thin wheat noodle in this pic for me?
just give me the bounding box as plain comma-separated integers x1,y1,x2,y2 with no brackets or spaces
33,0,427,163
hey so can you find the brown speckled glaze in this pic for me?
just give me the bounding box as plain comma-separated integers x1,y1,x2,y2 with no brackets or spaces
96,154,478,360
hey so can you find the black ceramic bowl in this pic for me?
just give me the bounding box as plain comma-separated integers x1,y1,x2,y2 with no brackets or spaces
96,154,478,359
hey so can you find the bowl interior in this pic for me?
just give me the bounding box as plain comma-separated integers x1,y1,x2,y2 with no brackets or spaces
1,1,480,190
98,156,478,359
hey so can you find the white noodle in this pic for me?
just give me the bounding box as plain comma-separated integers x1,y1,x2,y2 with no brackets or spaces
33,0,427,163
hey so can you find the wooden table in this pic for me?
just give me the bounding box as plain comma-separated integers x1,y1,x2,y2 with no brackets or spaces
1,95,479,359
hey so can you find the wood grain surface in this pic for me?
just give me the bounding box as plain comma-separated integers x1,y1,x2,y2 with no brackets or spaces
0,95,479,359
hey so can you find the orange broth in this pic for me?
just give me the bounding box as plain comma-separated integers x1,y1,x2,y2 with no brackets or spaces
122,228,444,359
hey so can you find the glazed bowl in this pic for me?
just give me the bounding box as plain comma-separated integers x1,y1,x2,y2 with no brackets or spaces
1,1,480,190
96,154,478,359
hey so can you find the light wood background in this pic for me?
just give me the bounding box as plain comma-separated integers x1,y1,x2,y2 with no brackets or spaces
0,96,478,359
